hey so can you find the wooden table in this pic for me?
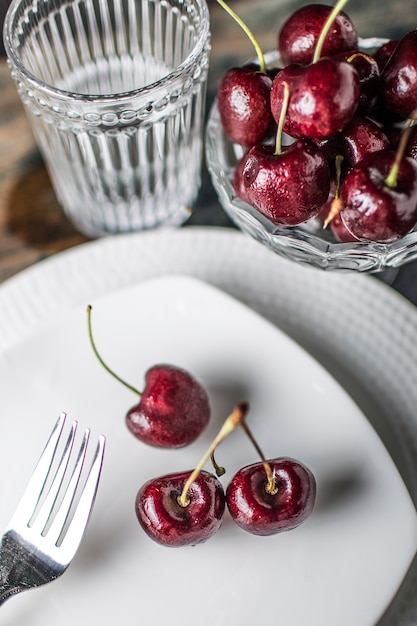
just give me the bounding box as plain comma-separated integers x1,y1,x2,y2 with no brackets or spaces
1,0,417,303
0,60,89,282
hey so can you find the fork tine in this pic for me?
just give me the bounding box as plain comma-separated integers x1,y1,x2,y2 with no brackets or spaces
6,413,67,531
47,427,90,545
57,434,105,563
31,419,78,533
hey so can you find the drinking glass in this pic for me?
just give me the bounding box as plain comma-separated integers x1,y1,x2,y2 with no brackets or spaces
3,0,210,237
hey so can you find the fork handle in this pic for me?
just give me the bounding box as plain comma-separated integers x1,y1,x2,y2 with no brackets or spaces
0,533,25,605
0,532,59,606
0,582,22,605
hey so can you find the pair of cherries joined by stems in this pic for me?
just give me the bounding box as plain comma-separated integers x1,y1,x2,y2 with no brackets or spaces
87,307,316,546
217,0,417,244
136,402,316,547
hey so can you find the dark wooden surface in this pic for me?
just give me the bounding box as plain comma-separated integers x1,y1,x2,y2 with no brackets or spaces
1,0,417,303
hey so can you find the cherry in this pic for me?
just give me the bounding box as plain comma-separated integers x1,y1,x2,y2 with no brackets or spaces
227,458,316,535
277,3,358,66
224,414,316,535
136,470,225,547
135,403,247,547
214,0,417,251
86,306,210,448
322,123,408,237
126,365,210,448
337,50,380,115
217,66,275,146
380,30,417,119
241,140,331,226
373,39,398,73
337,116,390,170
316,117,389,182
239,79,331,226
270,57,360,140
215,0,276,147
340,149,417,243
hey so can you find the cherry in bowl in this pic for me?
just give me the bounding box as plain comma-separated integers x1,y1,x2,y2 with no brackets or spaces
205,42,417,273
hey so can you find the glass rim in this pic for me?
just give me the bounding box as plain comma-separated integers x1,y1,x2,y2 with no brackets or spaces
3,0,211,102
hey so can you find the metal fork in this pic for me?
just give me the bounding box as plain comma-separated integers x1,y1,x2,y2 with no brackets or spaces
0,413,106,605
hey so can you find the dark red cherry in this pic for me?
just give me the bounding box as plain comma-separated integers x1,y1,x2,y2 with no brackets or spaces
338,116,390,170
340,150,417,242
277,3,358,66
86,306,210,449
380,30,417,119
337,50,380,115
136,470,225,547
135,402,249,547
126,365,210,448
226,457,316,536
373,39,398,72
317,117,390,179
241,140,331,226
217,66,276,146
270,58,360,140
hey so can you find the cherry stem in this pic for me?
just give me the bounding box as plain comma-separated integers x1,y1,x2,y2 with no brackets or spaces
324,154,345,227
274,81,290,156
313,0,350,63
177,402,248,508
346,51,371,64
86,305,141,397
239,420,278,496
215,0,266,74
210,451,226,477
384,118,417,188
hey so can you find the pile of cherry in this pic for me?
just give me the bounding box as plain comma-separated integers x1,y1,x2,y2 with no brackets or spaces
217,1,417,244
87,306,316,547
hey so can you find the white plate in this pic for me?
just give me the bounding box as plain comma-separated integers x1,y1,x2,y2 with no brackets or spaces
0,227,417,626
0,272,415,626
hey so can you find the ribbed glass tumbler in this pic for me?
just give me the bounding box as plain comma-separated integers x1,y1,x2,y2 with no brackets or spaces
3,0,210,236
